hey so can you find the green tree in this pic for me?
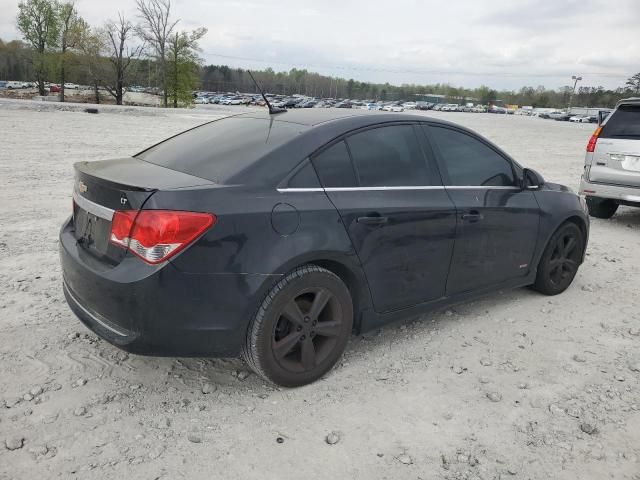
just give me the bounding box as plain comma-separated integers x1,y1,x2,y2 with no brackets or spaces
167,27,206,107
57,1,88,101
16,0,60,95
136,0,178,108
77,27,107,103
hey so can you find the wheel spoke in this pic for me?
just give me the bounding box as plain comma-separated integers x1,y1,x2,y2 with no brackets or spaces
314,320,342,338
281,300,305,326
273,331,302,360
309,289,331,321
562,236,577,256
301,337,316,370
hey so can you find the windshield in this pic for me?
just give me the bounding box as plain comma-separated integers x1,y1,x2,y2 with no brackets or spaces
136,117,305,183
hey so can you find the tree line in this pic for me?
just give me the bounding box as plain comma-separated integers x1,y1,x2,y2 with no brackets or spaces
10,0,205,106
3,0,639,109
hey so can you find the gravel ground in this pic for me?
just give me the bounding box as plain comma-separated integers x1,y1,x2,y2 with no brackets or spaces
1,99,639,480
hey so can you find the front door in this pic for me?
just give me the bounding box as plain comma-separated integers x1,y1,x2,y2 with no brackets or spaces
424,124,540,295
312,124,457,312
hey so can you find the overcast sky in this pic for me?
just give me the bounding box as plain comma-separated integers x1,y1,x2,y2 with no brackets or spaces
2,0,639,90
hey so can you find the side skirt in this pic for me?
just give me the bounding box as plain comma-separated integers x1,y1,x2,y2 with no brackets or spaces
357,272,537,334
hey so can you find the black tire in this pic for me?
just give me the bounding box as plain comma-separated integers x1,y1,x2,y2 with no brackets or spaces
242,265,353,387
532,222,585,295
586,196,618,219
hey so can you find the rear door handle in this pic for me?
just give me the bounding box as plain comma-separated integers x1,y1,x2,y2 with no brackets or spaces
357,216,388,225
461,211,483,222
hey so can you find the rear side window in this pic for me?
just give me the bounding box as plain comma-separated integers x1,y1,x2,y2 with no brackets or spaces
428,126,515,187
601,105,640,139
346,125,432,186
312,141,357,187
286,161,320,188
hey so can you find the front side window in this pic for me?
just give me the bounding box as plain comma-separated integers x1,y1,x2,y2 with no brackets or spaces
346,125,432,187
428,126,515,187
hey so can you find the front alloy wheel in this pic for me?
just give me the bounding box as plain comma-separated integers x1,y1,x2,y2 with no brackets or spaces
533,222,585,295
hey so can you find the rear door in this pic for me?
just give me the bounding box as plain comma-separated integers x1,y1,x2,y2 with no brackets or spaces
311,123,457,313
424,124,540,295
588,103,640,187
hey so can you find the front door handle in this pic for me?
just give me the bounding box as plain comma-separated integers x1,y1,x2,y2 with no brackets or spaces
357,216,388,225
461,211,483,222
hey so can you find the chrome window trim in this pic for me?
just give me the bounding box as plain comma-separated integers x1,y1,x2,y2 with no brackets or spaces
73,190,115,220
277,185,522,193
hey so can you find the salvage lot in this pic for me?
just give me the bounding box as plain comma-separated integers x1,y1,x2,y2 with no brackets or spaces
1,100,639,479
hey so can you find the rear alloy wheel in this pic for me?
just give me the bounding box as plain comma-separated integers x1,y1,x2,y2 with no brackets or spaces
532,222,585,295
586,196,618,219
242,265,353,387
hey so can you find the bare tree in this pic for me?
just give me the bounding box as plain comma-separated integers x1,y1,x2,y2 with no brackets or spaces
135,0,178,108
103,13,143,105
16,0,60,95
626,73,640,94
57,1,88,102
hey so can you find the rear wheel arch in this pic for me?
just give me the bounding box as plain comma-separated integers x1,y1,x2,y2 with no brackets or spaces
269,255,372,333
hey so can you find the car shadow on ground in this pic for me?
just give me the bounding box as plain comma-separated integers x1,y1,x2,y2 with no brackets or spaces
117,284,539,392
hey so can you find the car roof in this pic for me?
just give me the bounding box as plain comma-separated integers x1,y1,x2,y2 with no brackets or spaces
616,97,640,107
233,108,454,128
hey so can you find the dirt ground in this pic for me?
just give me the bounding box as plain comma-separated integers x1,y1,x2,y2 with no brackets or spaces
1,99,639,480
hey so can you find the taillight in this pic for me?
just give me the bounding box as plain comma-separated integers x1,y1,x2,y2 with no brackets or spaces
586,126,602,152
110,210,215,264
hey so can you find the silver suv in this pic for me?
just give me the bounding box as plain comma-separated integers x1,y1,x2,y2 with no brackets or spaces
579,97,640,218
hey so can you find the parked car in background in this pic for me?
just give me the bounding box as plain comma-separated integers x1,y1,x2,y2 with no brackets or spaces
6,81,24,89
64,83,79,90
580,115,598,123
382,104,404,112
569,115,587,122
0,81,7,89
60,109,588,387
488,106,507,114
579,97,640,218
49,84,61,93
194,96,208,104
549,111,571,121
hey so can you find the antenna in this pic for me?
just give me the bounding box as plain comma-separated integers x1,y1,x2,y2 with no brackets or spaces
247,70,286,115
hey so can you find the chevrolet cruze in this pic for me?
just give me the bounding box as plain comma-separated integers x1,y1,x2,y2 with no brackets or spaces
60,109,589,386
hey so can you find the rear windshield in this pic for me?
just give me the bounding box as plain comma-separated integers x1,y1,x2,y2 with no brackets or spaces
136,117,305,183
601,104,640,139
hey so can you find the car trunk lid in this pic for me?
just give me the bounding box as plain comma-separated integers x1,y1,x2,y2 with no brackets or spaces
72,157,215,263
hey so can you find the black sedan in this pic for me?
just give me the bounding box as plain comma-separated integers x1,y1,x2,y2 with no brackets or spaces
60,109,589,386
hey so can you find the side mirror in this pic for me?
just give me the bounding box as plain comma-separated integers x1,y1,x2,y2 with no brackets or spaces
522,168,545,190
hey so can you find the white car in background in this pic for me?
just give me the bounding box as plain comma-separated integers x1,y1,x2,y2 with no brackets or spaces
569,115,587,122
402,102,417,110
64,83,79,90
579,98,640,218
382,105,404,112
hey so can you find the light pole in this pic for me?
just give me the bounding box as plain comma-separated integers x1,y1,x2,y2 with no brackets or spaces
567,75,582,113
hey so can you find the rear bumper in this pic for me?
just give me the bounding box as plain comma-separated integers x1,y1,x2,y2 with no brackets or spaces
579,175,640,205
59,218,280,357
